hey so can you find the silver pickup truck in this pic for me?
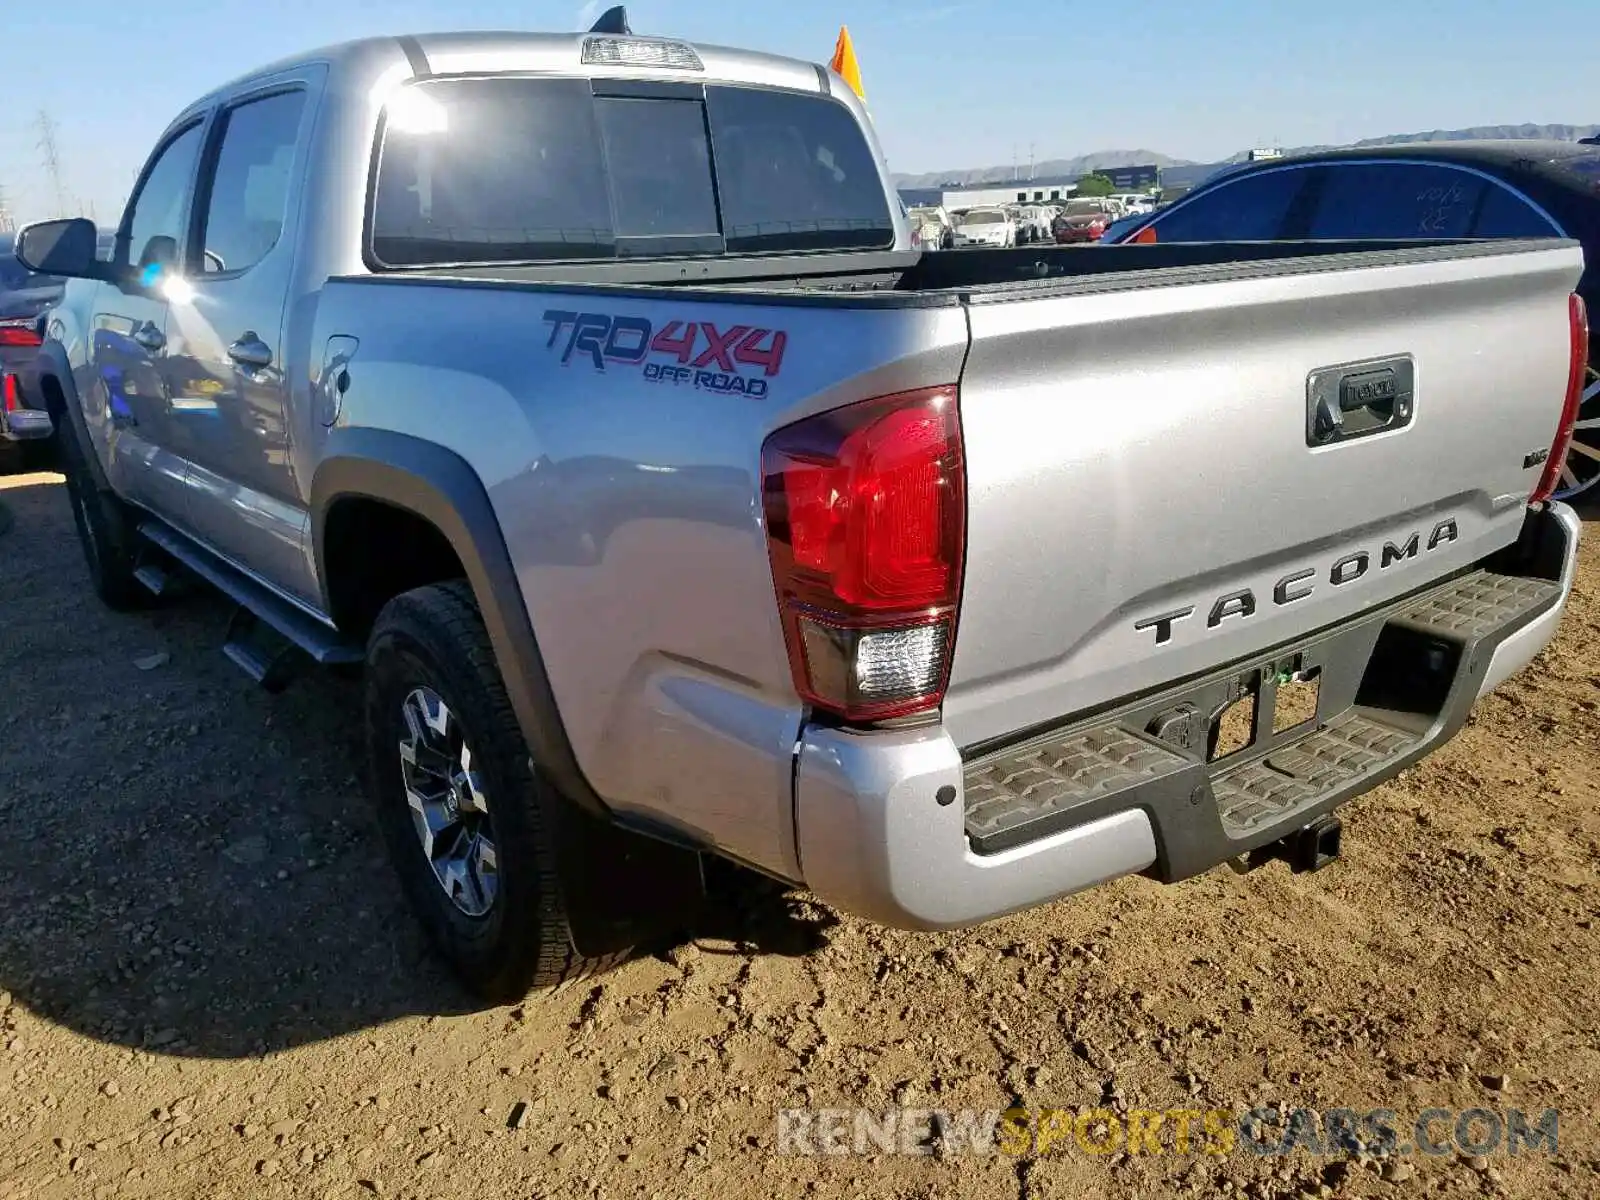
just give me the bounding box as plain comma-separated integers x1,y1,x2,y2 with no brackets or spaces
16,17,1590,1001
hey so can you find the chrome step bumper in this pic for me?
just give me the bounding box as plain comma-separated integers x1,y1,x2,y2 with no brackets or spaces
794,503,1578,930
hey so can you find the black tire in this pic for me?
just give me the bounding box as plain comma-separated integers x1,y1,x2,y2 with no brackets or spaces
56,413,146,611
363,579,622,1001
21,437,57,472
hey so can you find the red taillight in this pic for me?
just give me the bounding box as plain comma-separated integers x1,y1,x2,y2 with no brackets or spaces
762,386,965,722
1531,293,1589,504
0,320,41,348
2,372,17,413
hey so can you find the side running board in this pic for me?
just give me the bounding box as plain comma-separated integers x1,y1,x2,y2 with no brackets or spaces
135,518,362,687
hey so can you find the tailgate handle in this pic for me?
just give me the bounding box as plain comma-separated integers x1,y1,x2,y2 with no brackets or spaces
1307,357,1415,447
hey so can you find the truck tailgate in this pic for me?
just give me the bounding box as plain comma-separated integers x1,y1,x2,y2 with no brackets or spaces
945,241,1585,750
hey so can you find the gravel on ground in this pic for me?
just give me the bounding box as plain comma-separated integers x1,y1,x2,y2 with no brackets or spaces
1,470,1597,1199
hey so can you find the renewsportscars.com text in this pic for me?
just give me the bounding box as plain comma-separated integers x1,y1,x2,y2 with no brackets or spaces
775,1106,1560,1159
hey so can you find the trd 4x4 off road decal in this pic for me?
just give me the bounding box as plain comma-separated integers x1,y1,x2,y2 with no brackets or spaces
543,310,787,397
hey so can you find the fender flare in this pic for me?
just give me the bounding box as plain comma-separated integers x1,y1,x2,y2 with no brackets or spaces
310,427,610,820
310,429,705,956
33,340,114,493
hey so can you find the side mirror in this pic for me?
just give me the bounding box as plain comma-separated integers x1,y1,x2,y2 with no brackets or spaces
15,218,104,281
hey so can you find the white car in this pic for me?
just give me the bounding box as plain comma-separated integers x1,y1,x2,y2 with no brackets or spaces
1109,193,1155,217
953,207,1017,248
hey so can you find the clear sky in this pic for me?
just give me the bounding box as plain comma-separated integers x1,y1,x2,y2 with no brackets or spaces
2,0,1595,223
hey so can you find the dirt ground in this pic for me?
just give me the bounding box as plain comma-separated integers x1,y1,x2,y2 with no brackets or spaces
1,469,1598,1200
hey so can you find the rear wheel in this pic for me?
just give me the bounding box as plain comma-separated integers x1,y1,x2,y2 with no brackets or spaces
363,580,623,1001
1554,364,1600,500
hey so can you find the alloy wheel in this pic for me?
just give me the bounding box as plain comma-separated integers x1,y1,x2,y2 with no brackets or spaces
398,685,499,918
1553,365,1600,500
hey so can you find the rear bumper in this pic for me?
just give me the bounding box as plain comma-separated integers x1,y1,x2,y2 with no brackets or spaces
1474,504,1580,695
1,407,53,441
0,369,53,442
795,503,1579,930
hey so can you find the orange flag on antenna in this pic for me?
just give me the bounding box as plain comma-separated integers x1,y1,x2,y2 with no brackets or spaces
830,26,866,103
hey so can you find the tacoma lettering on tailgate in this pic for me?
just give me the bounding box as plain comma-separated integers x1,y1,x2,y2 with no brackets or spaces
1135,518,1460,646
543,309,787,397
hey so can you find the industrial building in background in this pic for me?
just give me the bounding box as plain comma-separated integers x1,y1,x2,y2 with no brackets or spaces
899,164,1162,213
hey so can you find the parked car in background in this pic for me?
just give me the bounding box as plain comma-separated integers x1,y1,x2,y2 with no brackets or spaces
953,206,1017,247
1112,192,1156,217
0,229,111,469
1002,205,1035,244
1099,212,1145,243
1053,197,1117,243
908,204,955,250
1005,206,1030,243
1022,205,1056,244
1106,140,1600,498
0,234,68,467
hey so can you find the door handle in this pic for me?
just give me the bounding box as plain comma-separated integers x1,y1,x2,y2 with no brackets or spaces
1306,358,1415,447
227,333,273,370
131,322,165,353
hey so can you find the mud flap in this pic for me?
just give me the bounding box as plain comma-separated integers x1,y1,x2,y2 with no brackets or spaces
551,785,708,957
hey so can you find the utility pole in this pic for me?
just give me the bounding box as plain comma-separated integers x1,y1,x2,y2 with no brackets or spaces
0,183,13,235
1028,142,1035,182
36,109,69,217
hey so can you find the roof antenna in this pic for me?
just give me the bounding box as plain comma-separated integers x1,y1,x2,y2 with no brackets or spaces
589,6,632,34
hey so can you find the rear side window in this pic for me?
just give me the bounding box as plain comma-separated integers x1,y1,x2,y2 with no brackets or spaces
369,77,893,266
1471,182,1560,237
1148,168,1307,241
1305,163,1488,239
197,90,308,274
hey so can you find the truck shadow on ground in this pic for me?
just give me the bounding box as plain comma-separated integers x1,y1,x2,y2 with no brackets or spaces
0,475,837,1060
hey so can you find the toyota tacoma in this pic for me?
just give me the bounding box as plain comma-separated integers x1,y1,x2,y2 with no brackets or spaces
15,14,1589,1000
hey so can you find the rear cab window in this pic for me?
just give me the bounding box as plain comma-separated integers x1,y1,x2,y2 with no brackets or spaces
370,76,895,267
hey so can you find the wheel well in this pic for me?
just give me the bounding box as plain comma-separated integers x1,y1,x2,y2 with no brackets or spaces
322,497,467,638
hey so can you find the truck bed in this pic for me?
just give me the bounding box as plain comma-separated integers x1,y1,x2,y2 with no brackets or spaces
359,237,1518,299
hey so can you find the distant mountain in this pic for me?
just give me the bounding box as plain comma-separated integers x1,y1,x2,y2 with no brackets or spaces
891,150,1195,189
893,124,1600,192
1243,123,1600,160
